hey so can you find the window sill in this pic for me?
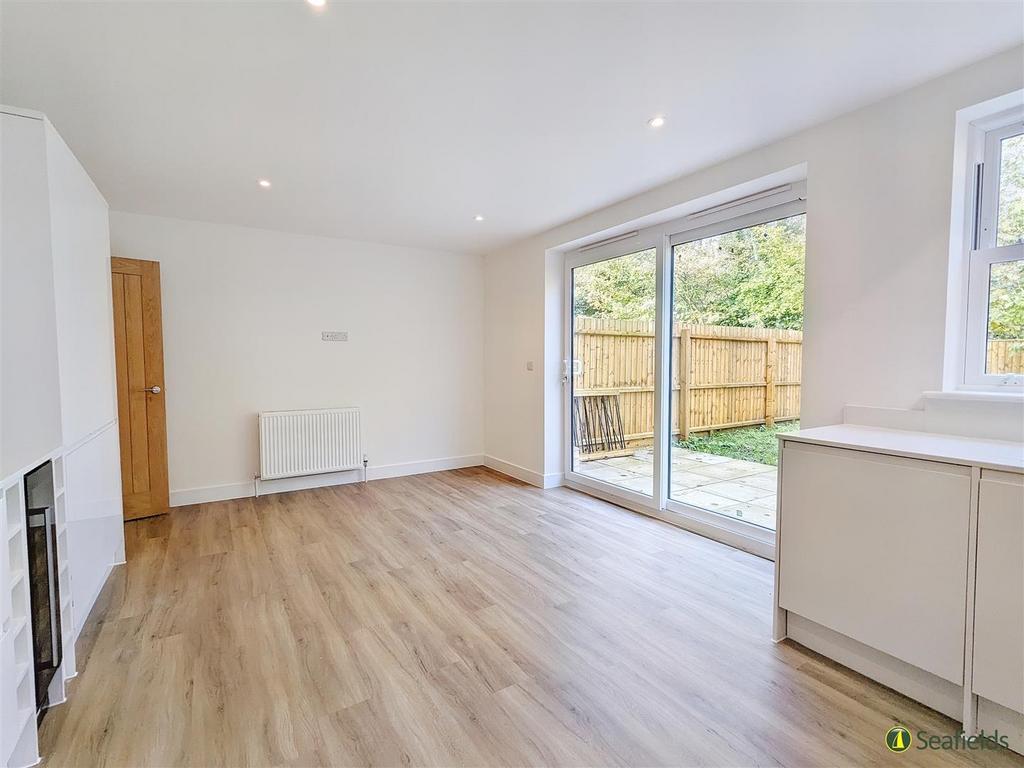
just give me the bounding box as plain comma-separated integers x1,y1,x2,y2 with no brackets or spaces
924,389,1024,403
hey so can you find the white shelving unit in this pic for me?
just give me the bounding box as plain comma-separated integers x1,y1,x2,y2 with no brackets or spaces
2,479,40,768
53,454,76,687
0,452,79,768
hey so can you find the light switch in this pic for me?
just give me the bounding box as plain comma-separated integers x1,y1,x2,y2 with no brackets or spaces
526,360,534,371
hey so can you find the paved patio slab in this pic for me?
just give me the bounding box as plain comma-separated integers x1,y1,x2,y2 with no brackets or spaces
573,445,777,530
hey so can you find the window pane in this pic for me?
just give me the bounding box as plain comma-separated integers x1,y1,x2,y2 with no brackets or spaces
986,259,1024,375
571,249,656,497
997,133,1024,247
668,214,806,531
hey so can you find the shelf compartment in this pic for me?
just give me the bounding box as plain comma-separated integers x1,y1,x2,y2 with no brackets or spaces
13,615,31,666
8,534,26,578
52,455,65,494
4,483,23,529
57,526,68,564
15,659,34,711
7,522,23,542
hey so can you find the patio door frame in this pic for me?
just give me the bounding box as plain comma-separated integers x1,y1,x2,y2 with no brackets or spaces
564,231,668,515
562,181,806,560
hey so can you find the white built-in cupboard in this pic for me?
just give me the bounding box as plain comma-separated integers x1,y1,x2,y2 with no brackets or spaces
0,106,125,768
774,425,1024,754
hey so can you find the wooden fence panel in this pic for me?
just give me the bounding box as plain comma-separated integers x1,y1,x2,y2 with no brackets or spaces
572,326,1021,447
988,340,1024,375
775,340,802,420
573,316,803,444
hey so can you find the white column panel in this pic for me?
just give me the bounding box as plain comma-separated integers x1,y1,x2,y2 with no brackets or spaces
45,121,117,446
1,112,63,476
64,424,124,636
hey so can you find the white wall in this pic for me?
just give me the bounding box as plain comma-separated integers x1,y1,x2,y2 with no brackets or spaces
480,245,545,485
109,212,485,504
483,46,1024,481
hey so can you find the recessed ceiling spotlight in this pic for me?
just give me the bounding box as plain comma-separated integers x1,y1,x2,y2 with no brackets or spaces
648,115,666,128
474,214,485,222
307,0,326,7
257,178,272,188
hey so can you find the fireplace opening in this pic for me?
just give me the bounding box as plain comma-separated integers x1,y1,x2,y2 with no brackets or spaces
24,460,62,719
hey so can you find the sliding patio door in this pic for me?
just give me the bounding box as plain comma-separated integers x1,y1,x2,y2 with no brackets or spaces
665,204,806,551
567,246,659,501
563,183,806,558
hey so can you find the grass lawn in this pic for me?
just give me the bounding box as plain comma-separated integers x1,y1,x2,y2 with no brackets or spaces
675,420,800,466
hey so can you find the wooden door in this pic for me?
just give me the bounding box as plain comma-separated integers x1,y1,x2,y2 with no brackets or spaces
111,257,169,520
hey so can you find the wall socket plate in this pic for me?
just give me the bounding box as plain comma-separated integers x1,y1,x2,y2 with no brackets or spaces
321,331,348,342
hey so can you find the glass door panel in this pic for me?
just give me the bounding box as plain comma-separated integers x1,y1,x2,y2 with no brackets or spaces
570,248,656,497
668,214,806,530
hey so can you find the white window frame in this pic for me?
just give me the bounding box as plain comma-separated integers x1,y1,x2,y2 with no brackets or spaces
978,121,1024,250
960,110,1024,389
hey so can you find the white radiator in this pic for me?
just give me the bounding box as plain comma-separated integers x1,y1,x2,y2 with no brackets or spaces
258,407,362,480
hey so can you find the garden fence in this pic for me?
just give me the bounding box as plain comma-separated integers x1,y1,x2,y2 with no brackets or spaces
988,339,1024,376
573,317,801,443
573,320,1024,446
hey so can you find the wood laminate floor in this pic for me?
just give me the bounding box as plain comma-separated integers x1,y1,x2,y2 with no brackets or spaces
39,468,1022,767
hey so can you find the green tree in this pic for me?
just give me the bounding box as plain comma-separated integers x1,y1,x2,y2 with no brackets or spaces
573,249,656,321
997,133,1024,247
674,215,805,330
572,214,806,331
988,260,1024,340
990,134,1024,342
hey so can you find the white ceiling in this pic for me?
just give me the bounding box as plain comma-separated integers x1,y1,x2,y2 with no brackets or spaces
2,1,1021,255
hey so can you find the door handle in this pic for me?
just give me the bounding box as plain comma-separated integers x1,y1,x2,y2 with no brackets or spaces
143,386,162,394
561,359,585,383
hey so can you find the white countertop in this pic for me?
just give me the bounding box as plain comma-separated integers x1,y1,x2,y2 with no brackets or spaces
779,424,1024,473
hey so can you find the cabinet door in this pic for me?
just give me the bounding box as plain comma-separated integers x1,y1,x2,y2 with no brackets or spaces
973,470,1024,715
778,443,972,684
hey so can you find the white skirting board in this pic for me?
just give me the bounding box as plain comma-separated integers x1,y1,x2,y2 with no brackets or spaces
979,698,1024,755
788,615,1024,754
170,454,486,506
785,613,964,721
483,455,563,489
